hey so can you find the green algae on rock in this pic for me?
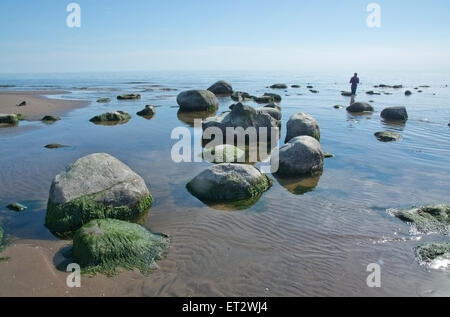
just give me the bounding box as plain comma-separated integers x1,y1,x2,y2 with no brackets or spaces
72,219,169,275
394,204,450,235
0,114,19,125
89,111,131,124
415,243,450,270
45,153,153,238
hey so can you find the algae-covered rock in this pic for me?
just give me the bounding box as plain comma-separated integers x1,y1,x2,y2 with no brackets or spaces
187,163,272,204
46,153,153,238
89,111,131,124
415,243,450,270
203,144,245,163
72,219,169,275
117,94,141,100
394,204,450,235
177,90,219,112
7,203,27,212
0,114,19,125
285,113,320,143
374,131,403,142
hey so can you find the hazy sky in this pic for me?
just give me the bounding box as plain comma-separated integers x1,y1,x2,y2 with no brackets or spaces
0,0,449,73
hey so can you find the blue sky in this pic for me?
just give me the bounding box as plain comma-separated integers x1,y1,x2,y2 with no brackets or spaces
0,0,449,73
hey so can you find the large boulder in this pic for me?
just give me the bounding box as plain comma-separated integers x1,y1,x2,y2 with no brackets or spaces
285,113,320,143
203,103,280,143
46,153,153,237
187,163,272,203
381,107,408,122
177,90,219,112
72,218,169,275
393,204,449,235
346,102,374,113
274,136,324,176
0,114,19,125
207,81,233,96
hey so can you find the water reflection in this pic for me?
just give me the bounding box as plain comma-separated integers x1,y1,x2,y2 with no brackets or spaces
177,109,217,127
274,173,322,195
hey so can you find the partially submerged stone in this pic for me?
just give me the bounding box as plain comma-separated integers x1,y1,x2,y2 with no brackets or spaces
45,144,68,149
231,91,253,102
334,105,344,109
346,102,374,113
381,106,408,122
0,114,19,125
41,115,61,123
72,218,169,275
177,90,219,112
96,98,111,103
415,243,450,270
285,113,320,143
405,90,412,96
7,202,27,212
394,204,449,235
207,80,233,96
203,144,246,164
374,131,403,142
263,93,282,103
117,94,141,100
137,105,156,118
270,84,287,89
17,101,26,107
46,153,153,238
341,91,353,97
187,163,272,204
89,111,131,124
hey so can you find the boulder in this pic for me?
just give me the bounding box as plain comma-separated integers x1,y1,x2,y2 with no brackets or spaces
346,102,374,113
177,90,219,112
274,136,324,176
187,163,272,203
0,114,19,125
203,144,245,163
72,218,169,275
231,91,253,102
96,98,111,103
202,103,280,143
90,111,131,124
405,90,412,96
137,105,156,118
394,204,449,235
270,84,288,89
285,113,320,143
117,94,141,100
207,80,233,96
263,93,282,103
45,153,153,237
381,106,408,122
253,95,274,104
258,107,282,121
374,131,402,142
264,102,282,112
41,115,61,123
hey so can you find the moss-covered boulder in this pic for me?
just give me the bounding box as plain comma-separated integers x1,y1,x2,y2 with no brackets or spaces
285,112,320,143
416,243,450,269
0,114,19,125
46,153,153,238
374,131,403,142
187,163,272,204
203,144,245,163
117,94,141,100
89,111,131,124
72,219,169,275
394,204,449,235
177,90,219,112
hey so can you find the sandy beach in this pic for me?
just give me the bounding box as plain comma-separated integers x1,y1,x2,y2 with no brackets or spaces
0,91,88,121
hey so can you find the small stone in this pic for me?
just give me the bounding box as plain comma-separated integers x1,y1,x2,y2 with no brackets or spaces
7,203,27,212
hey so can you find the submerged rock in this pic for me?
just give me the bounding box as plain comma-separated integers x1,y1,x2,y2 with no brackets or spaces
46,153,153,238
374,131,403,142
187,163,272,203
394,204,449,235
137,105,156,118
45,144,68,149
381,106,408,122
7,202,27,212
207,80,233,97
72,218,169,275
0,114,19,125
416,243,450,269
285,113,320,143
96,98,111,103
177,90,219,112
270,84,288,89
117,94,141,100
274,136,324,176
41,115,61,123
90,111,131,124
347,102,374,113
203,144,245,163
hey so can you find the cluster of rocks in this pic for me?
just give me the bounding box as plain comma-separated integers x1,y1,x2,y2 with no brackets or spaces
45,153,168,274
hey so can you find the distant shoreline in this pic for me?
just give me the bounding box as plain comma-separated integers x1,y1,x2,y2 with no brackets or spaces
0,90,89,121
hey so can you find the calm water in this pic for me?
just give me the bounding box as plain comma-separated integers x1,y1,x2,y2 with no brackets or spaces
0,71,449,296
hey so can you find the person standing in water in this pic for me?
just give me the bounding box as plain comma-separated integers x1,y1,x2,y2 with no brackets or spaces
350,73,360,96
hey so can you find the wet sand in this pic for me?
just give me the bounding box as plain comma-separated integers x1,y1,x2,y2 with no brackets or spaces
0,91,89,121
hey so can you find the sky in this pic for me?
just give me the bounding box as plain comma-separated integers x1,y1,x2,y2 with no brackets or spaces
0,0,449,73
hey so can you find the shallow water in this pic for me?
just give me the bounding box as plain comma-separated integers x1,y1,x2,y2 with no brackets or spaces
0,71,449,296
